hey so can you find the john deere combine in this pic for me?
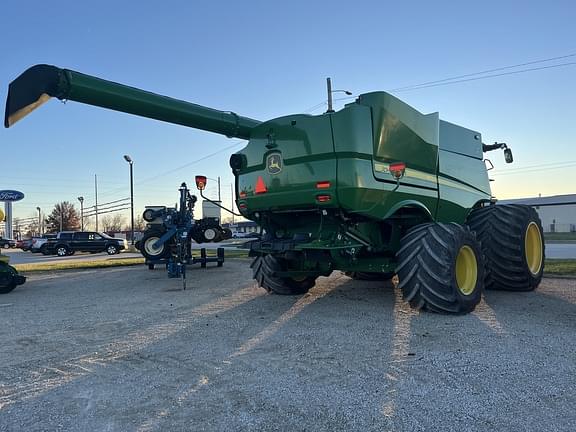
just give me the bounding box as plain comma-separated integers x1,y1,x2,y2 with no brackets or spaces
4,65,545,312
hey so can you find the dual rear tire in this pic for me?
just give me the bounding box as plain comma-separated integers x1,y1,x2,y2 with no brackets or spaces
467,204,544,291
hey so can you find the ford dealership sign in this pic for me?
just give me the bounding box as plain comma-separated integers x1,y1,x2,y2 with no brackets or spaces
0,190,24,202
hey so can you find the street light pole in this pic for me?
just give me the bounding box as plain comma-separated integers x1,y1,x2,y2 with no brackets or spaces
77,197,84,231
326,77,352,113
36,207,41,235
123,155,135,245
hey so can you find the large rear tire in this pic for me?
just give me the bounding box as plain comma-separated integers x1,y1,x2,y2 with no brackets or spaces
396,223,484,314
251,255,317,295
467,204,544,291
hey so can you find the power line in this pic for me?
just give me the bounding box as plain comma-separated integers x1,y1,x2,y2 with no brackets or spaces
392,61,576,92
492,160,576,173
137,141,244,185
302,51,576,113
96,140,244,199
389,52,576,92
492,162,576,176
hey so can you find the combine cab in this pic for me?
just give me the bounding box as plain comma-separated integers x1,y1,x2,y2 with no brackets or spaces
4,65,545,312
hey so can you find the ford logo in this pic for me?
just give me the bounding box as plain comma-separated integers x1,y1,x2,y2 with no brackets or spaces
0,190,25,202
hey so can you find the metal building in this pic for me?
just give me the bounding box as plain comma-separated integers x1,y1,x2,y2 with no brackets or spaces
500,194,576,233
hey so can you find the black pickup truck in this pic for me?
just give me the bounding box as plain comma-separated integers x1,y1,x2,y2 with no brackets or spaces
0,237,16,249
45,231,127,256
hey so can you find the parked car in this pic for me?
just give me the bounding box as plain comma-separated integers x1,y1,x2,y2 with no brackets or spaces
18,239,33,251
30,234,57,254
44,231,127,256
0,237,16,249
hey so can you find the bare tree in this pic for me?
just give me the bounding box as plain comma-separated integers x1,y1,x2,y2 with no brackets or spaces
101,214,125,232
132,214,146,231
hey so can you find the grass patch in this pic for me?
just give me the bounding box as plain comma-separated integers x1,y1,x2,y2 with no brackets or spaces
14,249,249,273
544,232,576,241
544,259,576,276
14,258,146,273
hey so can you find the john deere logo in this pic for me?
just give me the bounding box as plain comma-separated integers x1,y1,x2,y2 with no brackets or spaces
267,153,282,174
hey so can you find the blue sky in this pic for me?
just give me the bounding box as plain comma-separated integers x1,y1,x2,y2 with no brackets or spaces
1,0,575,222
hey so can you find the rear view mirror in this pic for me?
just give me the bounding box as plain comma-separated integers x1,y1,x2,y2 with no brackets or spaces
504,148,513,163
195,175,207,191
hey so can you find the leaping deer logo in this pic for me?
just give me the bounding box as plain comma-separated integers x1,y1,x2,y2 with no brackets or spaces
267,154,282,174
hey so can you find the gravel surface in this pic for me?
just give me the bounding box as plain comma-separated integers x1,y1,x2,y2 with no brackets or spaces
1,261,575,431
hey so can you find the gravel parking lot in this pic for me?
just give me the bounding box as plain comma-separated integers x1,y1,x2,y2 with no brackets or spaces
1,261,575,431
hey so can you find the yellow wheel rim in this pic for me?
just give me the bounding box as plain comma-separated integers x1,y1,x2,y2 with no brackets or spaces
455,245,478,296
525,222,543,275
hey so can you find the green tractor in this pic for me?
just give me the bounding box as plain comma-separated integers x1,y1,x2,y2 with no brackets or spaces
4,65,545,313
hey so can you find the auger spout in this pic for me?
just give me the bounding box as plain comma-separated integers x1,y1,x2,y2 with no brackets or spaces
4,64,260,139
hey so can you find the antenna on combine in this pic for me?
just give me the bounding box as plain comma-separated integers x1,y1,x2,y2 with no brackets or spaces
326,77,352,113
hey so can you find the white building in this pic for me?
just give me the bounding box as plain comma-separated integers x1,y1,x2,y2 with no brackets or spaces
500,194,576,233
202,200,221,222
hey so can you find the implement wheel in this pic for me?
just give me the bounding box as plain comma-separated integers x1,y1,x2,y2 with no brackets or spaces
251,254,317,295
141,230,171,261
396,223,484,314
467,204,544,291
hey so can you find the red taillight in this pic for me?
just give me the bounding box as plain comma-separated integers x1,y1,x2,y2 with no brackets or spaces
255,176,267,194
389,162,406,179
316,181,331,189
195,175,207,190
316,194,331,203
239,203,247,210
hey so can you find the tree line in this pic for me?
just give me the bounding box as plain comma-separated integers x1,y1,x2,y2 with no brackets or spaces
43,201,145,233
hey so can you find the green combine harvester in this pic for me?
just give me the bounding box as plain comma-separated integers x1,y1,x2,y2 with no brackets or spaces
4,65,545,312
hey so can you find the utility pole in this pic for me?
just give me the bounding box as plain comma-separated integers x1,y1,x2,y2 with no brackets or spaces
326,77,352,113
94,174,99,231
231,183,234,224
36,207,41,235
123,155,135,245
218,176,221,202
326,77,334,112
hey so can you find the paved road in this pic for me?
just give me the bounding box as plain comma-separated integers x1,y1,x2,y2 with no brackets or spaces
546,242,576,259
1,264,575,431
2,241,246,265
3,240,573,265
